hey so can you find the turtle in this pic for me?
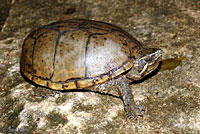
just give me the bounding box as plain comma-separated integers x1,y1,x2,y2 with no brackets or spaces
20,19,163,119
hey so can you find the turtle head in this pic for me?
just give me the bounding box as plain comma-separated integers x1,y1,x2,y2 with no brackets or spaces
127,48,163,81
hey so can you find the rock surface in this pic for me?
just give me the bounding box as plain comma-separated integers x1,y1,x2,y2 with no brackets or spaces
0,0,199,133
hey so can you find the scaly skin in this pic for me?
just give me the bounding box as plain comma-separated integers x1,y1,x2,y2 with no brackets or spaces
116,76,139,120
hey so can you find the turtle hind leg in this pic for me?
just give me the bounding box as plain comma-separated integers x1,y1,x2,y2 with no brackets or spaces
116,76,144,120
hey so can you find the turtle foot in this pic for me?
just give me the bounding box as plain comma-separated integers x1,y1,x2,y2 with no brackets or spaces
126,100,145,120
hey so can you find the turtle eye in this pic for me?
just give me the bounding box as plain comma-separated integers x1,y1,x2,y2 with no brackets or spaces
145,57,151,63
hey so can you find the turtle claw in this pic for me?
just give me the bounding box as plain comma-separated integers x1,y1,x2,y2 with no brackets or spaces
135,100,145,116
127,114,138,120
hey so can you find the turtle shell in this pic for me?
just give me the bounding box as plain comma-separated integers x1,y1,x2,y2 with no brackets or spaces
20,19,143,90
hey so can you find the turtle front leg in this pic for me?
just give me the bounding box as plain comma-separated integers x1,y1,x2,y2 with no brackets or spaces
116,76,144,120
